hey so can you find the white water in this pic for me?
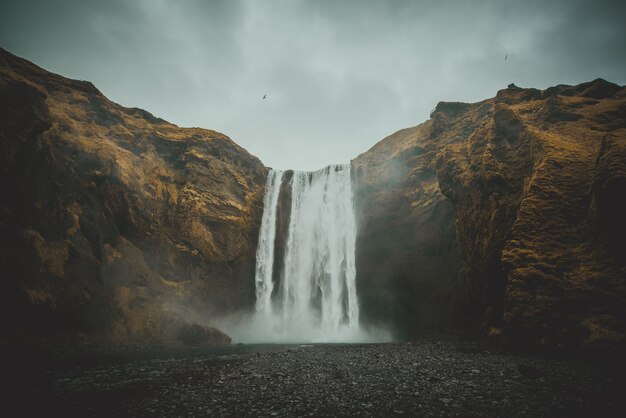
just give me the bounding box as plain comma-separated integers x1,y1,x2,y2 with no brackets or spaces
250,164,364,342
254,169,283,317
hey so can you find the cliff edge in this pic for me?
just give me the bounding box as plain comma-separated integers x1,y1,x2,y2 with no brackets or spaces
0,48,267,342
354,80,626,351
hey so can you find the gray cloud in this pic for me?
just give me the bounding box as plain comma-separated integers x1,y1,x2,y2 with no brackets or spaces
1,0,625,170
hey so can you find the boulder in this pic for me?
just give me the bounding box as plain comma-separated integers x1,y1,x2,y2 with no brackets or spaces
177,323,232,347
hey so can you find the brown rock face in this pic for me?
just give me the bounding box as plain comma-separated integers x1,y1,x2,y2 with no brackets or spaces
0,48,267,342
352,124,463,338
354,80,626,350
2,47,624,351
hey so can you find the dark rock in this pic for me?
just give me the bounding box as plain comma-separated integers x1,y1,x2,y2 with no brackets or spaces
177,323,231,347
576,78,622,99
430,101,472,117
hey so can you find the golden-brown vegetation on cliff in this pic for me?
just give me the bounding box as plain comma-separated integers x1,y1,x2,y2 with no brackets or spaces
0,48,267,342
354,80,626,350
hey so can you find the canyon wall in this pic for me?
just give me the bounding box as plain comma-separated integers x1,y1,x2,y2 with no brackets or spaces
354,81,626,350
0,48,267,342
2,48,625,351
352,123,464,338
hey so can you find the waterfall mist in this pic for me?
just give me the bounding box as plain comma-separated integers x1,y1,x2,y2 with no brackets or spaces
229,164,390,343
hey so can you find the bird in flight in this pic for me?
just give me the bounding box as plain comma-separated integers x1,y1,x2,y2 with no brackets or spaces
505,55,508,61
263,94,267,99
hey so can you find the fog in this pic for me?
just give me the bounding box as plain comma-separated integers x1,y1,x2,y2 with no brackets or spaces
215,312,393,344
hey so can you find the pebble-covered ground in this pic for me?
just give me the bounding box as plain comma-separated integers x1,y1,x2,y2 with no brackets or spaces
2,339,623,417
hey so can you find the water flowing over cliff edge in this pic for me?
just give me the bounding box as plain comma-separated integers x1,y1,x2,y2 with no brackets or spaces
246,165,364,342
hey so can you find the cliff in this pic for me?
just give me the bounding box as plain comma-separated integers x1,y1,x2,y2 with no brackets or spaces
0,48,268,342
353,80,626,350
2,48,625,351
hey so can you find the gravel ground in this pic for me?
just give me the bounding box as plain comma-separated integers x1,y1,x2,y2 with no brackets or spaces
2,339,623,417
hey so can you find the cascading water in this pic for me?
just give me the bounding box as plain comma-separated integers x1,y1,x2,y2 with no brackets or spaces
253,164,362,342
254,169,283,317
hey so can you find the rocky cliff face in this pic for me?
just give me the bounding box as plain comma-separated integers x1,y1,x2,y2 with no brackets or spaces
354,80,626,350
0,48,267,342
352,124,463,338
2,48,624,351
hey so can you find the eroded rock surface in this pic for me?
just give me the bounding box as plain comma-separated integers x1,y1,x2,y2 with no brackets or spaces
0,48,267,342
354,80,626,350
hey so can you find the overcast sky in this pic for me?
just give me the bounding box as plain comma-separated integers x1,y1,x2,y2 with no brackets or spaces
1,0,625,170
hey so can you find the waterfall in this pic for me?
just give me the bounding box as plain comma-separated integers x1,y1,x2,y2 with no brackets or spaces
253,164,361,342
254,169,283,317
